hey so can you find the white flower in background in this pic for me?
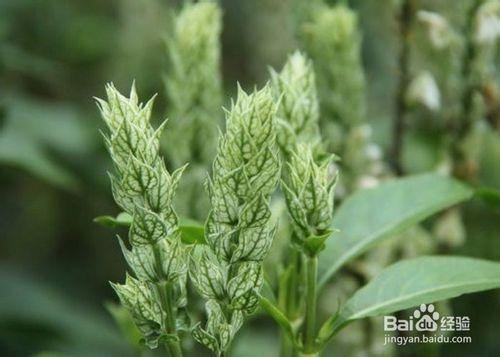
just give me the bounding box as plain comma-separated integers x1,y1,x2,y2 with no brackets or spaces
406,71,441,111
417,11,456,49
358,175,380,190
475,1,500,45
365,143,382,161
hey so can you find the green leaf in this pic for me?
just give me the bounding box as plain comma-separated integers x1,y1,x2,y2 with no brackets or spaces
0,96,96,190
94,212,132,228
318,174,473,288
319,256,500,343
261,279,277,304
475,187,500,210
105,301,143,351
94,213,205,244
179,218,206,244
303,230,334,257
258,292,295,344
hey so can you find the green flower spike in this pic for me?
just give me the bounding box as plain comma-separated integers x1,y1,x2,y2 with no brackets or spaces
282,144,338,256
97,83,188,354
163,0,223,220
270,51,321,156
190,85,280,356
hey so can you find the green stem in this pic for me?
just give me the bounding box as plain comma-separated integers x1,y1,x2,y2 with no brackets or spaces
158,282,183,357
287,249,300,318
279,245,303,357
279,250,298,357
451,0,484,181
391,0,416,176
298,352,319,357
151,242,183,357
280,331,294,357
304,255,318,352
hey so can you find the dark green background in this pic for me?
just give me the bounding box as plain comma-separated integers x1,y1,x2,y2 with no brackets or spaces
0,0,498,356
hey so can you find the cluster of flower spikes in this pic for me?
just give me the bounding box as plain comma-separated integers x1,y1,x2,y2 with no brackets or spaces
190,85,281,355
97,84,188,348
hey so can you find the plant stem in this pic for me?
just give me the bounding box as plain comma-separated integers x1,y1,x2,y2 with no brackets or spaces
298,352,319,357
287,249,300,318
279,248,300,357
156,281,183,357
391,0,415,176
280,334,294,357
304,255,318,352
451,0,484,181
166,284,183,357
151,241,183,357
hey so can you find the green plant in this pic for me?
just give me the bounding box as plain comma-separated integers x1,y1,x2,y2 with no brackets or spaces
96,74,500,357
281,145,337,353
261,169,500,356
95,11,500,357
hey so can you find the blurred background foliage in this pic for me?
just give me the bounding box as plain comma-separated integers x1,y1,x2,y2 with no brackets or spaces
0,0,498,356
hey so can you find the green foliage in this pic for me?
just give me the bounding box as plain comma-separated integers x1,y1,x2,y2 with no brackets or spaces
3,0,500,356
0,269,130,356
0,96,95,190
318,173,474,288
94,212,206,244
106,302,143,352
476,187,500,209
91,3,499,357
94,212,132,228
318,256,500,343
191,85,280,355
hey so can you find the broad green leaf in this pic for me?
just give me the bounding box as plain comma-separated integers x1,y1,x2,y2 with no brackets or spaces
319,256,500,343
318,174,473,288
